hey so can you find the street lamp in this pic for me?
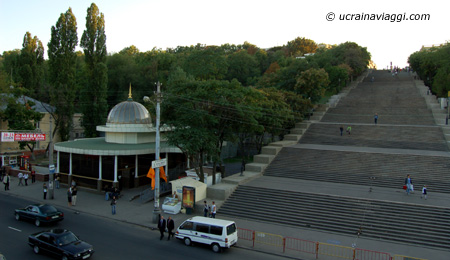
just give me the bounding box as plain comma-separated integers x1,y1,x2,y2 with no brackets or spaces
145,82,163,224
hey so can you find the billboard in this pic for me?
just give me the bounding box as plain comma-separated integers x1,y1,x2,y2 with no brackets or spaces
1,132,46,142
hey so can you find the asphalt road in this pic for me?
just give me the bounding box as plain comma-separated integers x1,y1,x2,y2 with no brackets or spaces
0,194,289,260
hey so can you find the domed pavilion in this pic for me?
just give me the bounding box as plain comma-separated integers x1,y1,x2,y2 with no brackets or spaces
54,87,184,190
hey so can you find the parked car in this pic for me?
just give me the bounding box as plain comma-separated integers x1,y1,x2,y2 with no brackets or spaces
0,253,6,260
28,229,94,260
176,216,238,253
15,204,64,227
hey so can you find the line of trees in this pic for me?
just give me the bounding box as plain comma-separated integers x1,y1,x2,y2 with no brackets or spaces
408,43,450,97
0,2,371,179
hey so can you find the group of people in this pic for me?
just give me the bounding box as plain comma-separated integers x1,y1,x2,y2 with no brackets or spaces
404,174,427,199
203,200,217,218
339,125,352,136
157,215,175,240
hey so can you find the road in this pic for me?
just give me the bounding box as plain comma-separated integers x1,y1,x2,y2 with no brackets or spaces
0,194,289,260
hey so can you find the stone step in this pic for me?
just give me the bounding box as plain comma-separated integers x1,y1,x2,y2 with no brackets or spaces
295,122,310,129
244,163,268,173
283,134,301,141
261,145,282,155
253,154,275,164
206,183,237,200
290,128,305,135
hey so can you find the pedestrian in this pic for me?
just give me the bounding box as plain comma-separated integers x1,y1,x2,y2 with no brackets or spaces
346,126,352,135
18,172,24,186
111,196,117,215
67,187,72,206
104,185,110,201
374,113,378,124
71,178,76,188
3,173,10,191
211,201,216,218
203,200,209,217
158,215,166,240
43,183,48,199
31,170,36,183
24,173,29,186
172,191,178,199
339,126,344,136
71,186,78,206
167,216,175,240
421,185,427,200
405,174,413,195
55,173,60,189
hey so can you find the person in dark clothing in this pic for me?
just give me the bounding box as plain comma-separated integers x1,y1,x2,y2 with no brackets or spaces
167,216,175,240
158,215,166,240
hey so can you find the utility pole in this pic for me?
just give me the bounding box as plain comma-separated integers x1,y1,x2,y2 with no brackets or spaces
152,82,162,223
48,115,55,199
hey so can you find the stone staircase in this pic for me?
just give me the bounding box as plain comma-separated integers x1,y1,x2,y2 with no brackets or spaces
216,70,450,251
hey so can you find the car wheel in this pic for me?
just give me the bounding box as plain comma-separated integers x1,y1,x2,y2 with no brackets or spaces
184,237,192,246
33,245,40,254
35,219,41,227
211,243,221,253
61,255,68,260
15,213,20,221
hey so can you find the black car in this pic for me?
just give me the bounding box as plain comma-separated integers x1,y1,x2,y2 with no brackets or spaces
28,229,94,260
15,204,64,227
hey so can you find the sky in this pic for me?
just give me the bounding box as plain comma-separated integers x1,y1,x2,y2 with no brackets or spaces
0,0,448,69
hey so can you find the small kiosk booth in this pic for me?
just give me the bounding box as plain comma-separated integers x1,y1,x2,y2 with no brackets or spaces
168,178,207,214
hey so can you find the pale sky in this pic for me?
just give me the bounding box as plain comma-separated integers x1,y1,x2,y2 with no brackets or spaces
0,0,448,69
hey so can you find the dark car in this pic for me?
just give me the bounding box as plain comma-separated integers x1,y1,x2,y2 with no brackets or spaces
15,204,64,227
28,229,94,260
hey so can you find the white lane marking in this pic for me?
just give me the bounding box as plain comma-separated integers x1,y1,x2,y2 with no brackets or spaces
8,226,22,232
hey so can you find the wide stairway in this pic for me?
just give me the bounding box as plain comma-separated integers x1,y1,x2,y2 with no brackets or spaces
219,70,450,250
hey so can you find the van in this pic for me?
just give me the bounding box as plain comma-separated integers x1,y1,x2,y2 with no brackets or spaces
175,216,238,253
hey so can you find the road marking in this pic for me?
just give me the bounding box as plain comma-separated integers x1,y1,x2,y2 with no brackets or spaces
8,226,22,232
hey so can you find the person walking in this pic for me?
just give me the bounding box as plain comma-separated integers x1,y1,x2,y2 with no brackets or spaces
203,200,209,217
43,183,48,199
421,185,427,200
24,173,29,186
158,215,166,240
405,174,413,195
167,216,175,240
67,187,72,206
111,196,117,215
3,173,10,191
55,173,60,189
374,113,378,124
71,186,78,206
339,126,344,136
346,126,352,135
211,201,217,218
18,172,24,186
31,170,36,183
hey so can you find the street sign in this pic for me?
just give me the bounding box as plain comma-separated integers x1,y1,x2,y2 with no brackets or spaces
152,158,167,168
49,164,55,174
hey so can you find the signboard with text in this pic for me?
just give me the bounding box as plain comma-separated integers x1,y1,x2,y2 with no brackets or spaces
1,132,46,142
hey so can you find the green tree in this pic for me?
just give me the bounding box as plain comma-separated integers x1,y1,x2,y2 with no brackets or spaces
286,37,318,57
0,87,44,159
18,32,45,99
226,50,259,85
182,47,228,80
294,68,329,102
80,3,108,137
48,7,78,141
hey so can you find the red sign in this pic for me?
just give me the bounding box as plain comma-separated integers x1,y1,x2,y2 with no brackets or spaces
1,132,46,142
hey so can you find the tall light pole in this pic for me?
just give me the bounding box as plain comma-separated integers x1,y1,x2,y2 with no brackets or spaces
152,82,162,223
48,115,55,199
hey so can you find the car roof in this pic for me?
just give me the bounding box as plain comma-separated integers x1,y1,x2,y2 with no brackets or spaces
184,216,236,226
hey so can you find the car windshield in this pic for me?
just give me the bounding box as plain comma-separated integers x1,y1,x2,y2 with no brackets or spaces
58,232,79,246
40,205,58,214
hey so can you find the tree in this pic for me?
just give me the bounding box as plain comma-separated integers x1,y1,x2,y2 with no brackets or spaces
294,68,329,102
19,32,45,99
48,7,78,141
0,87,44,160
182,47,228,80
286,37,318,57
80,3,108,137
226,50,259,85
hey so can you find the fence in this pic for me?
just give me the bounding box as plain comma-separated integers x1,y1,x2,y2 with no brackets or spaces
237,228,427,260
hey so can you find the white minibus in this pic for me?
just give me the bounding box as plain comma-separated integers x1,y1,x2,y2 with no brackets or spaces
175,216,238,253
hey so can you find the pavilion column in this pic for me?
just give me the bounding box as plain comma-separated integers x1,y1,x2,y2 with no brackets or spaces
134,155,139,187
113,155,118,188
56,151,60,173
165,152,168,179
97,155,103,191
68,153,73,186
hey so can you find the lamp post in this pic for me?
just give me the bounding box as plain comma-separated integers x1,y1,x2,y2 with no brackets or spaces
152,82,162,223
48,115,55,199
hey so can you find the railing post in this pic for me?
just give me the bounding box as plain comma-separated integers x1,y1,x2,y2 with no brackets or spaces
352,248,356,260
252,231,255,247
283,237,286,253
316,242,319,259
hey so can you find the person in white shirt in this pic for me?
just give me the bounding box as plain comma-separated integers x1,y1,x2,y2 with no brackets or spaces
211,201,217,218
